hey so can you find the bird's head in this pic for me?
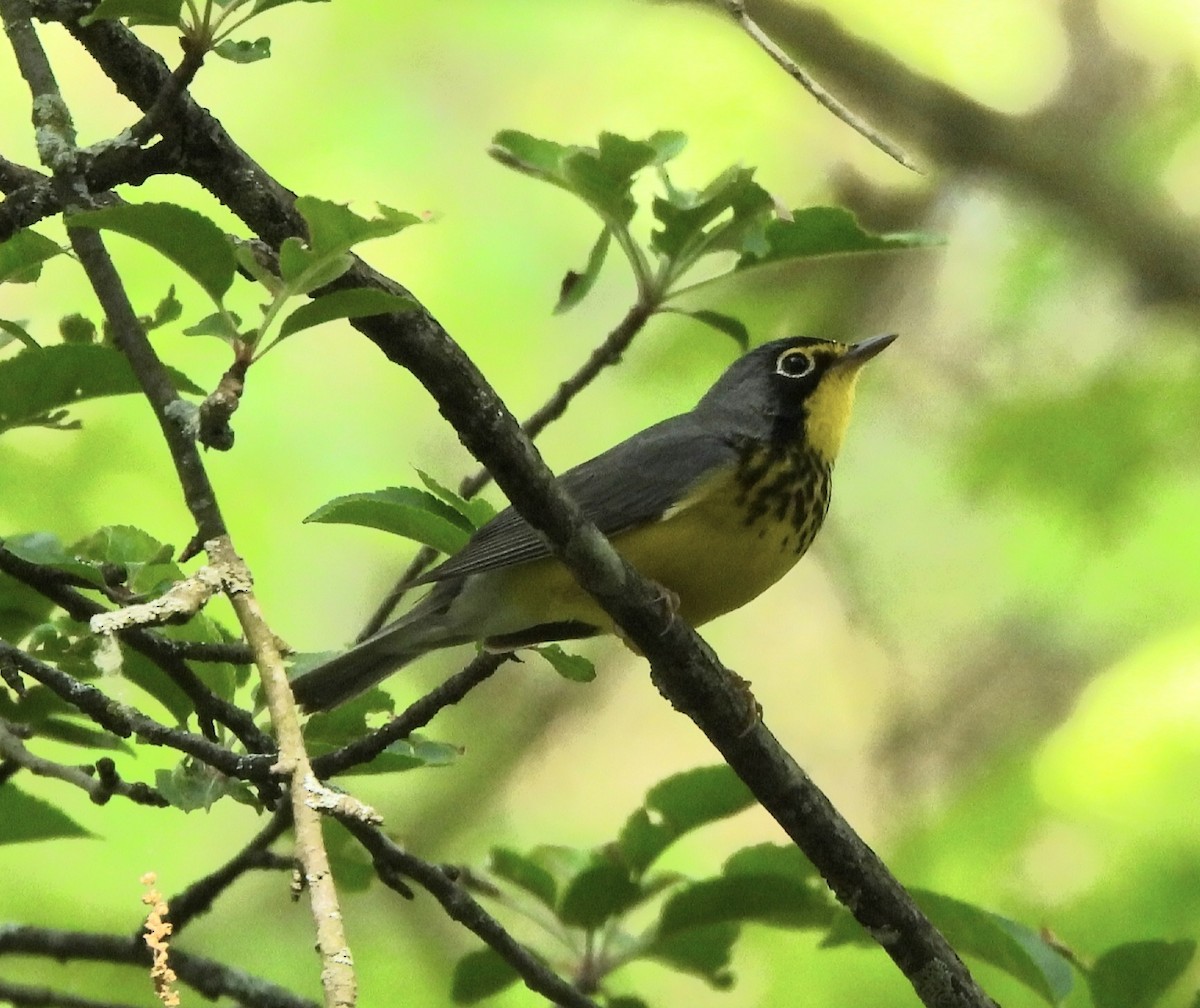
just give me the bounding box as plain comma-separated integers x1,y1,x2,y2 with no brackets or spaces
695,333,896,464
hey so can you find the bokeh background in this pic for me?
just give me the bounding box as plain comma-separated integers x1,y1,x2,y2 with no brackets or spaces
2,0,1199,1005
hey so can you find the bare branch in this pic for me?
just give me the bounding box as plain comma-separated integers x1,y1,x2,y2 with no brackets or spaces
338,816,601,1008
723,0,921,172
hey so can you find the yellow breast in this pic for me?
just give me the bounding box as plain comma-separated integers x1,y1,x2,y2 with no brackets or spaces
457,449,830,645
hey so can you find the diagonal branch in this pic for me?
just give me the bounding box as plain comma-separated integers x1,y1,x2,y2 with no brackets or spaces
337,815,601,1008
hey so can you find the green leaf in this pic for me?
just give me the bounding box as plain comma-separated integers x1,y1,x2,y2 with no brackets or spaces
251,0,331,14
1,532,105,587
557,856,641,929
647,130,688,164
0,229,64,284
555,227,611,314
182,310,242,342
80,0,182,26
451,948,520,1005
295,197,422,258
155,757,243,811
651,165,772,263
723,843,819,885
36,718,134,753
655,874,832,937
533,644,595,683
642,921,738,988
0,344,203,436
57,313,96,344
0,561,56,643
304,486,475,555
1088,940,1196,1008
214,37,271,63
736,206,938,270
618,765,755,876
144,287,182,331
276,288,414,340
913,890,1073,1005
491,130,660,226
488,847,558,907
416,470,496,529
69,202,236,304
1,318,39,349
73,525,175,569
0,786,92,845
672,309,750,349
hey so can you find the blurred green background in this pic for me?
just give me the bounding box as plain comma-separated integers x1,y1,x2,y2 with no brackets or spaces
2,0,1199,1005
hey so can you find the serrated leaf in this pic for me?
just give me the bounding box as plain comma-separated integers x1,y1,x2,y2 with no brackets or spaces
295,197,421,258
69,203,236,303
1,318,39,349
1089,940,1196,1008
913,890,1073,1005
415,470,496,529
80,0,182,25
1,532,105,587
276,288,414,340
181,310,242,342
558,857,641,929
304,486,474,555
451,948,520,1005
652,166,772,263
73,525,174,568
489,847,558,907
0,229,64,284
214,36,271,63
674,309,750,349
736,206,938,270
0,345,203,436
555,227,611,314
534,644,595,683
0,786,92,845
618,765,755,876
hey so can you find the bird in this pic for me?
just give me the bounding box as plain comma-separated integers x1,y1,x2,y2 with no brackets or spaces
291,333,895,712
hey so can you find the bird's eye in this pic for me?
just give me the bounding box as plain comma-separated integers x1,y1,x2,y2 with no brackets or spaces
775,348,815,379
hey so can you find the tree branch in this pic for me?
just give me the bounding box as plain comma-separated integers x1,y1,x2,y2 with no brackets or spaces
0,925,317,1008
0,718,168,806
359,299,656,638
311,652,510,779
337,816,601,1008
722,0,920,172
163,809,292,934
0,978,137,1008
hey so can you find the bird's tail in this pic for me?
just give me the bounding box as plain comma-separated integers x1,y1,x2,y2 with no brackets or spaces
289,585,462,713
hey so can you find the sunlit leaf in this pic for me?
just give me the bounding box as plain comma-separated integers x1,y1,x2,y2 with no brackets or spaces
304,486,474,555
533,644,595,682
276,288,414,340
555,226,610,314
416,470,496,529
214,37,271,63
69,202,237,303
735,206,938,269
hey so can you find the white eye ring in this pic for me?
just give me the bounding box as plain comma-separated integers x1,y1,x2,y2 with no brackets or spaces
775,348,815,379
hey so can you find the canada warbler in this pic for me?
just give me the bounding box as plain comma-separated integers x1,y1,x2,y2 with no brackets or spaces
292,333,895,711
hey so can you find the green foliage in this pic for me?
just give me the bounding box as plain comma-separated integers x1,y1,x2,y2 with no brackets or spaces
304,486,477,556
0,344,203,435
489,128,935,325
532,644,596,682
0,228,63,284
0,786,91,845
1087,940,1196,1008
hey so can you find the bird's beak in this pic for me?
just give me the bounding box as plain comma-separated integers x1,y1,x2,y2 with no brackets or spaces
835,332,897,369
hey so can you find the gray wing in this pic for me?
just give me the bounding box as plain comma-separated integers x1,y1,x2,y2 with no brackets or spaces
414,413,735,584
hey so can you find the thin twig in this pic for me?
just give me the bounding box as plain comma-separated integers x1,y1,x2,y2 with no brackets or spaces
0,925,317,1008
723,0,921,173
311,652,509,778
0,977,138,1008
0,641,274,783
0,719,168,806
357,299,656,639
163,809,292,934
338,816,601,1008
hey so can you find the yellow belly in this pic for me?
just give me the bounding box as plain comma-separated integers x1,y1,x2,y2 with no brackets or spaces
450,460,829,643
